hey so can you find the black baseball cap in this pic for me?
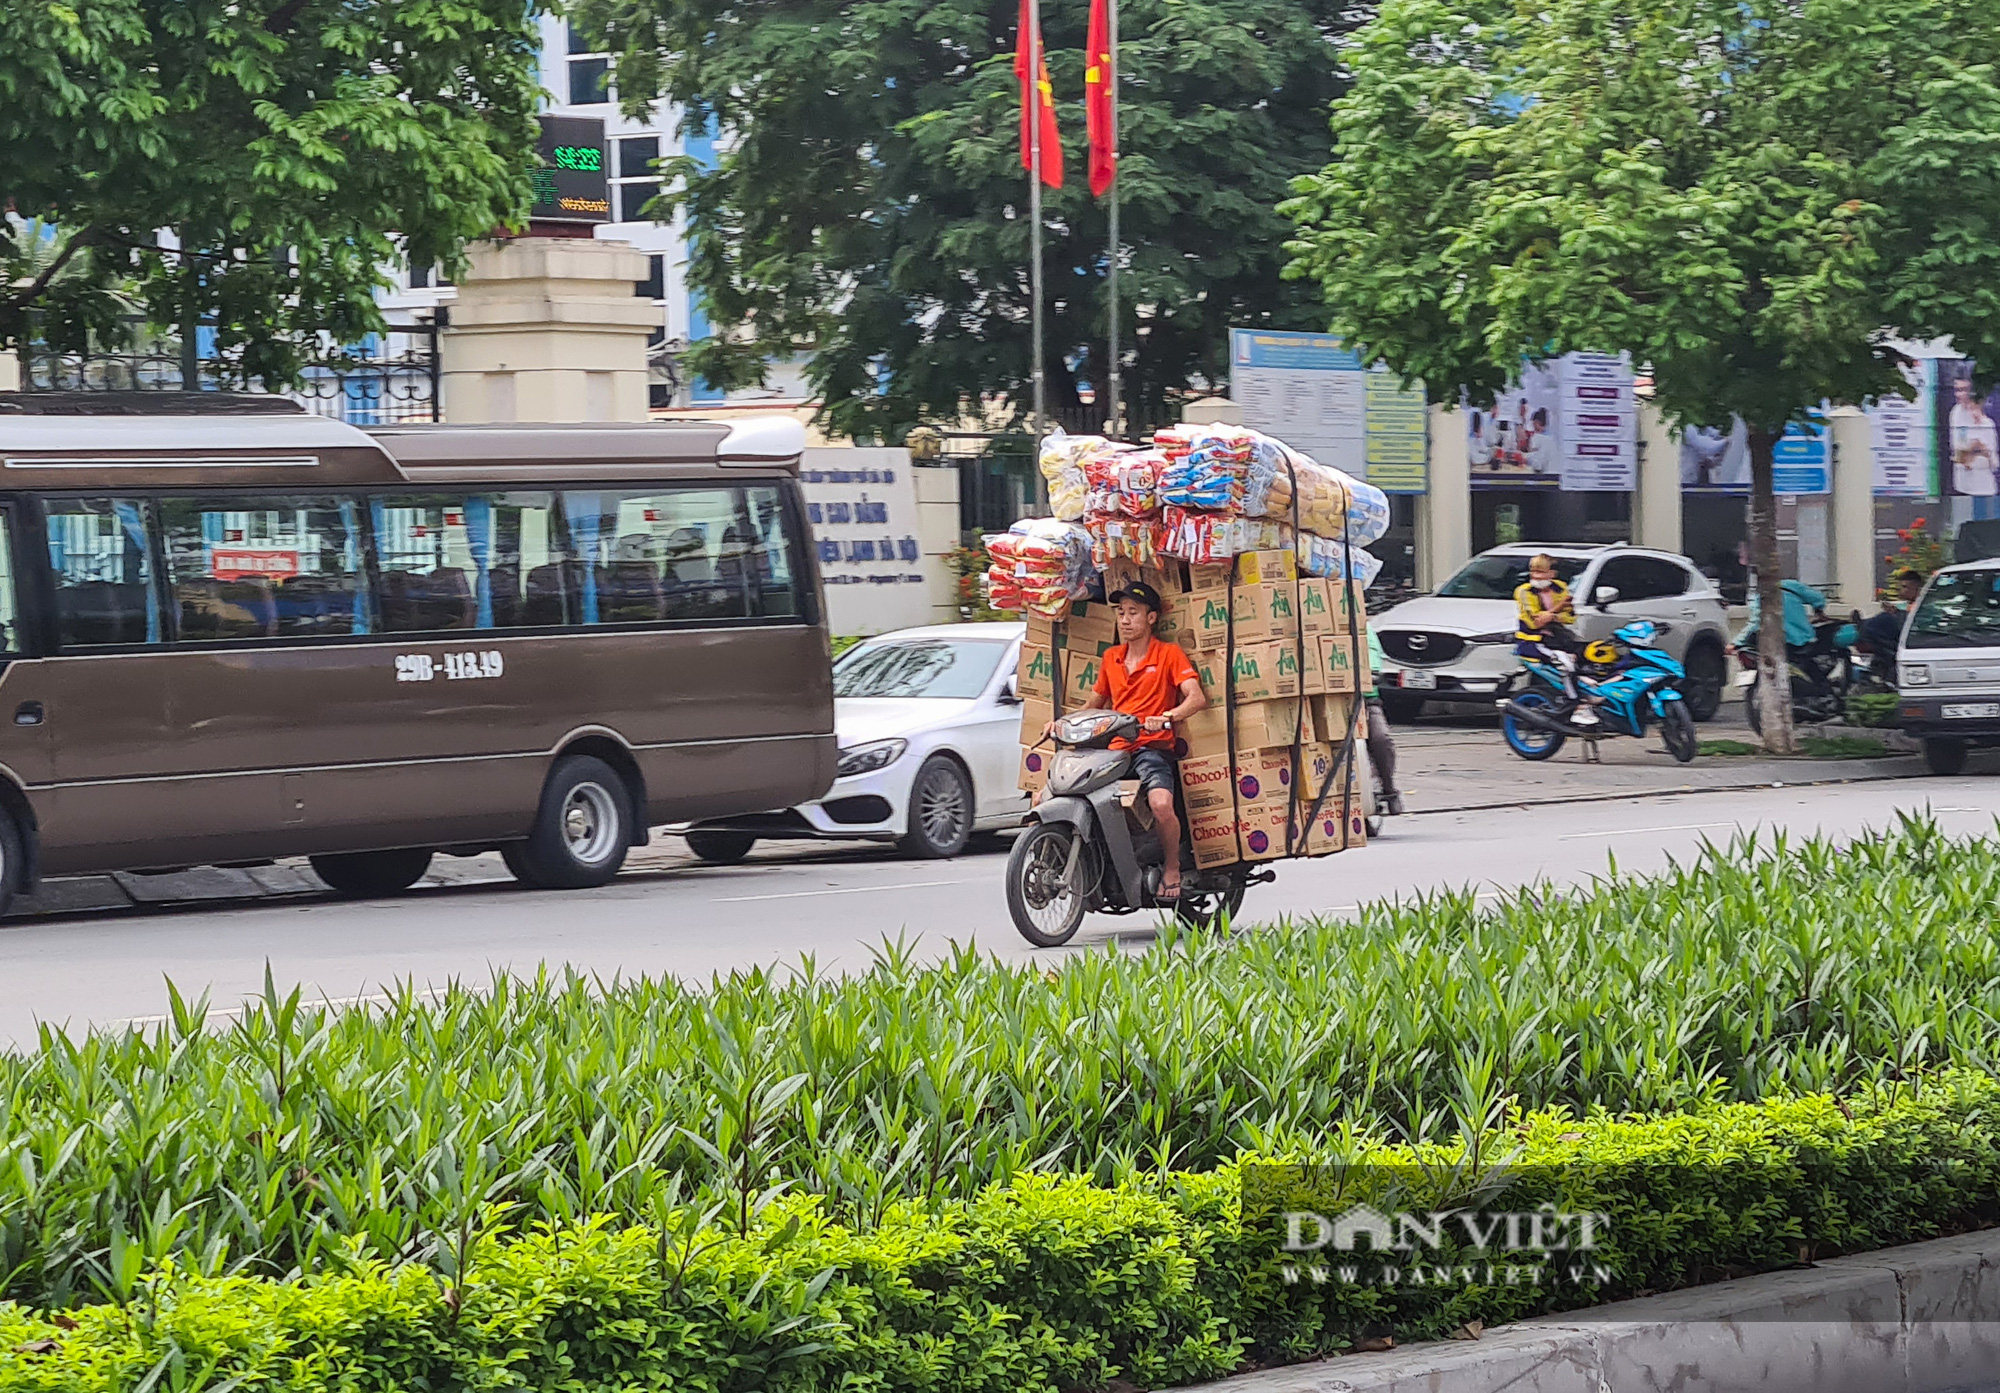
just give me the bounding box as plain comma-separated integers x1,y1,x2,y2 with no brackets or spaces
1107,581,1165,614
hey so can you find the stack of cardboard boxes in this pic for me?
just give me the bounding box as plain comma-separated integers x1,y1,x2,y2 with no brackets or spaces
1014,549,1370,867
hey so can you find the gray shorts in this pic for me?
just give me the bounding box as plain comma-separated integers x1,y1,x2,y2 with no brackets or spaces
1132,747,1178,799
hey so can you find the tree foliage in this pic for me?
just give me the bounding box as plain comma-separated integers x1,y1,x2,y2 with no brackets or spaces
0,0,546,384
1283,0,2000,749
586,0,1363,439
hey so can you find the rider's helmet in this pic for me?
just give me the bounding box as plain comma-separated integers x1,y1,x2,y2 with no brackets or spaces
1612,620,1662,648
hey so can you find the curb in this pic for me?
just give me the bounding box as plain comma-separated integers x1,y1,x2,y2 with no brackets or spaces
1188,1229,2000,1393
1398,763,1927,817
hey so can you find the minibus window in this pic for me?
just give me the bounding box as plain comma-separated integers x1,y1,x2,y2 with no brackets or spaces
44,498,162,647
159,496,372,641
370,493,563,632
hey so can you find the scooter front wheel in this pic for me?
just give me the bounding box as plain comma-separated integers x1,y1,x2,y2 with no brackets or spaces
1660,700,1698,764
1007,821,1090,947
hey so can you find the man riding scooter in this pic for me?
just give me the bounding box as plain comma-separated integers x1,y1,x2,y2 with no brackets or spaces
1044,582,1206,901
1727,575,1834,703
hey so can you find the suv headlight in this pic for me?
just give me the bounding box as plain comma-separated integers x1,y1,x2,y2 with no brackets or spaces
1901,663,1931,687
1467,631,1516,645
837,738,908,778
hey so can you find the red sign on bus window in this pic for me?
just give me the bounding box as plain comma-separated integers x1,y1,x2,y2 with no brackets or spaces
210,548,300,581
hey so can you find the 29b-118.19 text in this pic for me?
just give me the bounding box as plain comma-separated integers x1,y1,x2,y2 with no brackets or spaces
395,652,505,682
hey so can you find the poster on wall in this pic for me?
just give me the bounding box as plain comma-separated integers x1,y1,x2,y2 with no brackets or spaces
799,446,935,636
1468,351,1636,491
1676,414,1828,494
1869,360,1935,497
1935,359,2000,501
1229,329,1429,492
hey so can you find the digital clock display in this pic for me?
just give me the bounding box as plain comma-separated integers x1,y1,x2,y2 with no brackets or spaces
531,116,610,224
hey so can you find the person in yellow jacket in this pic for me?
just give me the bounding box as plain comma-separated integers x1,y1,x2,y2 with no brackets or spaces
1513,554,1597,725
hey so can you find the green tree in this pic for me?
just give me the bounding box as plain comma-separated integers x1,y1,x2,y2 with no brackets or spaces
585,0,1360,440
0,0,545,385
1284,0,2000,752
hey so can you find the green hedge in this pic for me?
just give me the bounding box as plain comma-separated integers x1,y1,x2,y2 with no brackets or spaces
5,1073,1998,1393
10,818,2000,1309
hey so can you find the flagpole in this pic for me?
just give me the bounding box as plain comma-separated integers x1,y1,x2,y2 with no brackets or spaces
1105,0,1121,440
1029,0,1048,491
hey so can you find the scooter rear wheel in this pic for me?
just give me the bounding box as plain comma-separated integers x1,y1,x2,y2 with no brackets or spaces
1502,690,1567,761
1007,821,1090,947
1175,869,1249,933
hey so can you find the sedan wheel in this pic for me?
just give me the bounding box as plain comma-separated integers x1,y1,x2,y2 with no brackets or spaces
899,755,974,859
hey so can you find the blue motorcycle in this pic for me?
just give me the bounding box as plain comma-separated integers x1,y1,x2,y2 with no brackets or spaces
1499,620,1698,764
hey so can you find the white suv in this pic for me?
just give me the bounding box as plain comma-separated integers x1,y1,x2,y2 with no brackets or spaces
1374,543,1731,722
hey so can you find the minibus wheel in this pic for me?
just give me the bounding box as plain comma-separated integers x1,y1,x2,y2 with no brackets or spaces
512,755,633,889
0,810,24,917
308,848,434,898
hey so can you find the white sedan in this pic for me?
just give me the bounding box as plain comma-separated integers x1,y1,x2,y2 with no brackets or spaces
682,622,1031,862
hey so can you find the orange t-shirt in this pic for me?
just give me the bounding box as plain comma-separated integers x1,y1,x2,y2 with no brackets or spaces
1093,638,1201,749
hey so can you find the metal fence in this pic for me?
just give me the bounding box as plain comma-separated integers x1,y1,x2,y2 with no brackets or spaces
17,319,442,425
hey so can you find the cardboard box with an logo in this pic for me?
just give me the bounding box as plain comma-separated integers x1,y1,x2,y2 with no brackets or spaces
1303,632,1359,696
1188,563,1234,592
1236,801,1292,861
1293,801,1368,855
1229,639,1302,703
1017,643,1058,701
1235,549,1297,586
1229,582,1298,645
1188,806,1243,868
1062,648,1106,707
1296,578,1334,636
1178,749,1294,814
1018,745,1050,792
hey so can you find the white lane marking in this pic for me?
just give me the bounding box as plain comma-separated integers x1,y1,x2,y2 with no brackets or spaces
1561,822,1739,840
1320,890,1505,916
713,879,972,903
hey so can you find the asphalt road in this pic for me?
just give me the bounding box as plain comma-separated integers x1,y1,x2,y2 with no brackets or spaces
3,773,1997,1047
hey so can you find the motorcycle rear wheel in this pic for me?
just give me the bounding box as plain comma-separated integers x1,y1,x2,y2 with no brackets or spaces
1660,701,1698,764
1174,869,1249,933
1007,821,1091,947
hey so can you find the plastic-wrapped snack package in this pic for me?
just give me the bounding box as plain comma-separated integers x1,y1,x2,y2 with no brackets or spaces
1342,473,1392,546
1038,432,1097,522
1111,451,1162,517
1161,507,1282,564
1088,513,1165,564
1153,425,1194,462
1241,435,1288,515
1291,531,1385,586
1158,455,1244,511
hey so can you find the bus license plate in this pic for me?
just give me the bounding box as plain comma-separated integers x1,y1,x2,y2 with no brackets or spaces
1403,670,1437,690
1943,702,2000,719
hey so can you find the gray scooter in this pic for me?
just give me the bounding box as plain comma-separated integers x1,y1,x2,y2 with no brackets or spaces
1006,709,1267,946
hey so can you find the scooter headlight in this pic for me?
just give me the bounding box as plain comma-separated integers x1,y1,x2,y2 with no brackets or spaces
836,738,907,778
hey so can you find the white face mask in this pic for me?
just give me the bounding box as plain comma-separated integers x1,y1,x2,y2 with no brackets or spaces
1531,578,1553,590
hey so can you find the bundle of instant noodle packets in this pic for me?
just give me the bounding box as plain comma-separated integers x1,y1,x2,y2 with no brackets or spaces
996,424,1390,609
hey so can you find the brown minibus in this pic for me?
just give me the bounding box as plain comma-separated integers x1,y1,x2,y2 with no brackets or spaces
0,395,834,908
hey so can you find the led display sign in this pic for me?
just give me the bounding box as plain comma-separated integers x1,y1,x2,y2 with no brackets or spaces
530,115,610,224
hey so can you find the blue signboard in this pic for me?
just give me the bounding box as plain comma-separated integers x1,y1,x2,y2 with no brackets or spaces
1772,418,1829,495
1229,330,1364,373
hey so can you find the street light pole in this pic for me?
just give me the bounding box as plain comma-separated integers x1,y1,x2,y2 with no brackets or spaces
1029,0,1049,510
1105,0,1121,440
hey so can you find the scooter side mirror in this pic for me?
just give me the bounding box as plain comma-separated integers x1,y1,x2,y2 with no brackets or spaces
1593,585,1620,608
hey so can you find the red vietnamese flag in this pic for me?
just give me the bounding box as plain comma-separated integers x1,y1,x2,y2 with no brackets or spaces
1015,0,1063,189
1084,0,1115,196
